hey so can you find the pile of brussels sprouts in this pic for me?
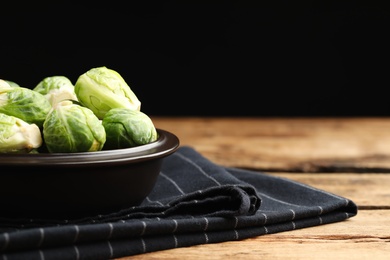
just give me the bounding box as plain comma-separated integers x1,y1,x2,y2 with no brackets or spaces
0,66,158,153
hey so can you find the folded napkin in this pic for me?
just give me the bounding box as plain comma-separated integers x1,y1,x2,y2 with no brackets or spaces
0,146,357,260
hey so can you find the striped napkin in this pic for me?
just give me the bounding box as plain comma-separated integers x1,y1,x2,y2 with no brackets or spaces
0,146,357,260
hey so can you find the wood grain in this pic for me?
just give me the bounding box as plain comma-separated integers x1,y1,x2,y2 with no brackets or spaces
152,117,390,172
116,117,390,259
122,210,390,260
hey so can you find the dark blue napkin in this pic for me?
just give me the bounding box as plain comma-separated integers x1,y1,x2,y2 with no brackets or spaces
0,146,357,260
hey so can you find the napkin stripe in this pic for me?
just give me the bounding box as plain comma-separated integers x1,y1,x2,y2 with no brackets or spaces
107,223,113,239
37,229,44,247
73,226,79,243
107,241,113,258
145,197,164,206
160,172,185,195
290,209,296,220
141,238,146,253
264,226,269,234
73,246,79,259
203,218,209,231
39,250,44,259
140,222,146,236
0,234,9,251
175,152,221,186
172,220,178,233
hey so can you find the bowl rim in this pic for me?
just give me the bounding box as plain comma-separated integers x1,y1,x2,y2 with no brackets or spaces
0,128,180,167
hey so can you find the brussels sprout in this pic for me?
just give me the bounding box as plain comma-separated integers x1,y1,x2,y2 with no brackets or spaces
0,112,42,153
0,84,52,129
33,76,78,106
0,79,12,89
102,108,158,150
74,66,141,119
3,79,20,88
43,100,106,153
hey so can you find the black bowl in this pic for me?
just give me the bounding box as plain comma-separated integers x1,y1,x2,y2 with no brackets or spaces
0,129,179,220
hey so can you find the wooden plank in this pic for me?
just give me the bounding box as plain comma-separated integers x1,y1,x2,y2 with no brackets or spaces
122,210,390,260
152,117,390,172
114,118,390,260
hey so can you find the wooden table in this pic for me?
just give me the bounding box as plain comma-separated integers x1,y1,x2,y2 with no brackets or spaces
120,117,390,260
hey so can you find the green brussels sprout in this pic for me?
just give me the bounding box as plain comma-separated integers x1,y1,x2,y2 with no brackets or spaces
0,112,42,153
33,76,78,106
4,79,20,88
102,108,158,150
0,79,12,88
0,84,52,129
74,66,141,119
43,100,106,153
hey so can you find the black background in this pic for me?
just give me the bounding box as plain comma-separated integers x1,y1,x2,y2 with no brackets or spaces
1,1,389,117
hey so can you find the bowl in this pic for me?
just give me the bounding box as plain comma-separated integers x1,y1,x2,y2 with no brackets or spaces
0,128,179,220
